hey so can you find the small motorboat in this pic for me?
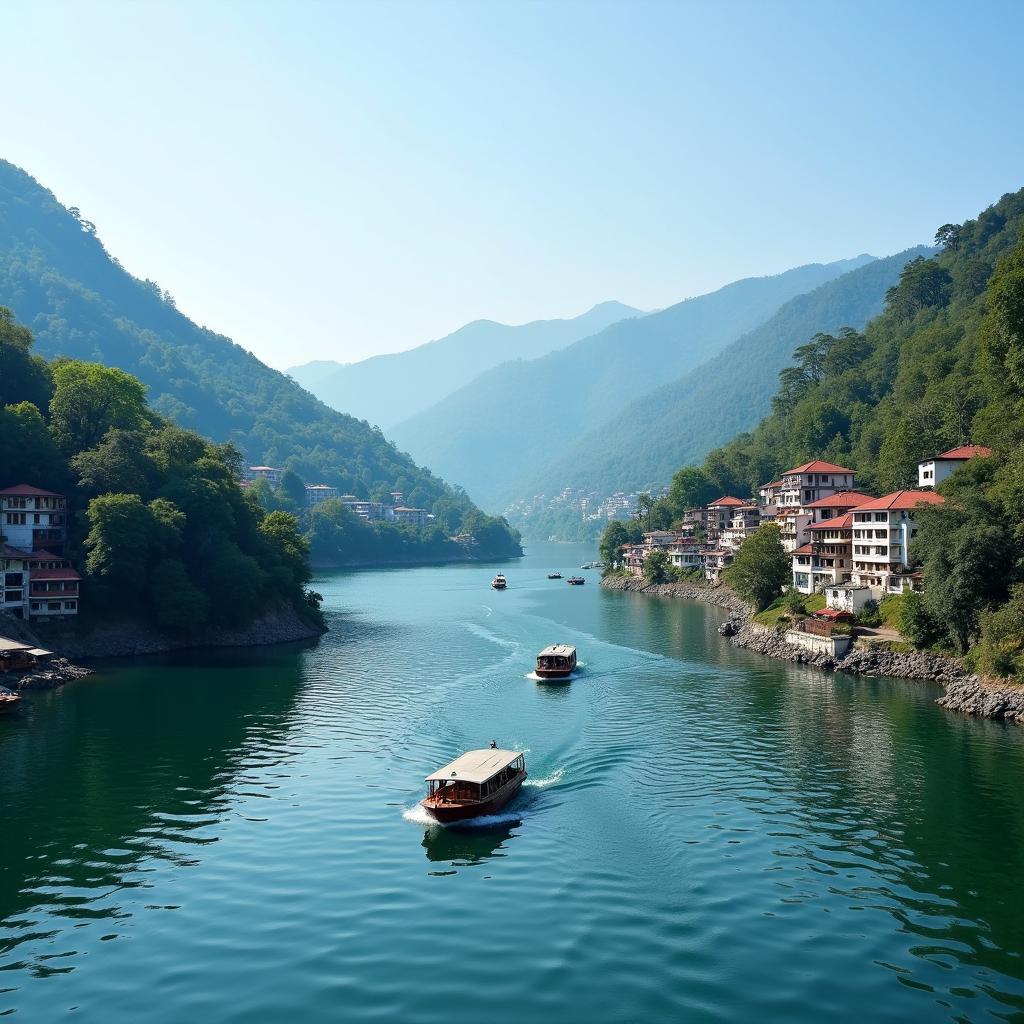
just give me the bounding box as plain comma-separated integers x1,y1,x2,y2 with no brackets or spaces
421,747,527,823
491,573,508,590
0,686,22,715
566,576,586,585
547,572,563,580
535,644,577,681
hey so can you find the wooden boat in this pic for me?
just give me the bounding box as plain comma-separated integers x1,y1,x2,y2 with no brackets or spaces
547,572,563,580
491,573,507,590
566,576,586,585
535,644,577,680
421,748,527,823
0,686,22,715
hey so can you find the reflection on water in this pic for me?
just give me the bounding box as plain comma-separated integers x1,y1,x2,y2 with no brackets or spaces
2,544,1024,1024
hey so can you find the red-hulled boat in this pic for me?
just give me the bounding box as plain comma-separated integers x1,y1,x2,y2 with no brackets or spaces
421,747,527,823
535,644,577,681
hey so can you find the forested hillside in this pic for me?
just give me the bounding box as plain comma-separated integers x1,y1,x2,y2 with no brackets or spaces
643,187,1024,675
0,308,320,636
0,160,519,558
288,301,642,429
518,247,929,511
390,255,873,510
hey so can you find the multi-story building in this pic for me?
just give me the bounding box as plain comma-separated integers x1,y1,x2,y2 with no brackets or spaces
0,485,68,554
917,445,992,488
391,506,432,528
1,546,30,619
1,544,80,620
246,466,283,487
28,564,81,619
850,490,944,595
758,480,783,507
791,513,853,594
667,538,703,574
720,505,761,551
705,496,745,542
641,531,678,549
703,549,733,583
778,461,856,509
776,507,813,554
305,484,340,506
803,490,875,525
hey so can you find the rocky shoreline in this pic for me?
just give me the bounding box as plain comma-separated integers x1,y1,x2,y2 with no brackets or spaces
600,574,1024,724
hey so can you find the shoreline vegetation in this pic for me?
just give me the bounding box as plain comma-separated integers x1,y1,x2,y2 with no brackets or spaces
600,575,1024,724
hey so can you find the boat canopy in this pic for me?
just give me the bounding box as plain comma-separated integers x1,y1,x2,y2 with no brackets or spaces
425,748,524,784
538,644,575,658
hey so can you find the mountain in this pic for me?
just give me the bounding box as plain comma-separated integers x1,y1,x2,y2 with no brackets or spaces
517,246,931,517
0,159,519,555
286,300,643,429
389,256,875,510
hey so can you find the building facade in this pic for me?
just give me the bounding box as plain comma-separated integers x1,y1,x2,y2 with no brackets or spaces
778,461,856,509
917,445,992,488
0,485,68,554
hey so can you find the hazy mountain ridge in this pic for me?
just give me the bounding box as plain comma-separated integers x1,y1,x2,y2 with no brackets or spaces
0,158,519,554
287,300,643,428
514,246,932,524
390,255,875,510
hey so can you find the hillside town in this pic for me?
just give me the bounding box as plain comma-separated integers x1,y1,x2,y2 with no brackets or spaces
614,446,992,614
243,466,434,527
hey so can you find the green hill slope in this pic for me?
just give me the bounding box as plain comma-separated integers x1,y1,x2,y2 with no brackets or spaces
390,255,874,510
517,247,930,513
288,301,643,429
0,159,519,556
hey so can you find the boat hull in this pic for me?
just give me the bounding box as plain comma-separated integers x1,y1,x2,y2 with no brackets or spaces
0,698,22,715
421,773,526,823
535,667,573,680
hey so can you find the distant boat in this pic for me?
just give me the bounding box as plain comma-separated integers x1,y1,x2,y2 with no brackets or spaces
547,572,563,580
421,748,527,823
567,576,586,585
0,686,22,715
491,573,508,590
535,643,577,681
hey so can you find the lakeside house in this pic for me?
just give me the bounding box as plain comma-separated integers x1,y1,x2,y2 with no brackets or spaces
792,513,853,594
917,444,992,488
850,489,945,596
1,485,80,621
778,461,856,508
245,465,283,487
705,496,745,543
305,483,340,506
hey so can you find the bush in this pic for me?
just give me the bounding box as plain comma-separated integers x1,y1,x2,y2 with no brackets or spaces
898,591,945,649
856,599,882,628
965,586,1024,679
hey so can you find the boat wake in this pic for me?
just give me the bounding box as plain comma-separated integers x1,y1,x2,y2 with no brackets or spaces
523,767,564,788
402,804,525,829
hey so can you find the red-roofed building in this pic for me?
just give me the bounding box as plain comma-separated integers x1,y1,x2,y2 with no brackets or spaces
28,565,81,619
779,461,856,509
706,496,746,542
792,512,855,594
0,484,68,554
803,490,875,524
918,444,993,488
0,542,80,620
851,491,944,595
720,505,762,551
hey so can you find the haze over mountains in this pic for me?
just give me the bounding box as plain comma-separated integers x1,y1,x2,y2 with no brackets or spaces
288,301,643,429
519,246,933,508
388,256,875,511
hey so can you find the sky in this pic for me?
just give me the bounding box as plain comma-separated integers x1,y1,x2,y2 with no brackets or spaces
5,1,1024,369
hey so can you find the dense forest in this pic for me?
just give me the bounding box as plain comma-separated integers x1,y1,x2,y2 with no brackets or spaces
0,159,520,561
390,256,872,510
0,308,320,636
605,188,1024,677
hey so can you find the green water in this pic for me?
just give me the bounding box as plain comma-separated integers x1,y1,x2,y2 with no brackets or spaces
2,542,1024,1022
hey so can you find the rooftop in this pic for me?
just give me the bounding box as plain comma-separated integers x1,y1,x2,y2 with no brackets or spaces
804,490,875,509
854,490,945,512
783,460,855,476
808,513,853,530
708,495,744,507
538,644,576,657
936,444,993,460
425,748,524,784
30,567,81,580
0,483,64,497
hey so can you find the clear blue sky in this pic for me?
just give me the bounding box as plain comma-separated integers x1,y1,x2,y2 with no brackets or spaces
5,1,1024,368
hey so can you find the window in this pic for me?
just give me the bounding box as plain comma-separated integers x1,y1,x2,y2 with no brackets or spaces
64,601,77,611
875,512,887,522
6,513,26,525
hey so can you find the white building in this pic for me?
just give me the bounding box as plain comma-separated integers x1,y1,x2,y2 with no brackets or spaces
305,484,340,506
392,506,432,528
917,445,992,488
0,485,68,554
247,465,283,487
791,513,853,594
850,490,944,596
778,461,856,509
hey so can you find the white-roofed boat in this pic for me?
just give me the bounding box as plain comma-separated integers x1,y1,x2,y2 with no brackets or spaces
421,747,527,823
491,573,507,590
535,644,577,681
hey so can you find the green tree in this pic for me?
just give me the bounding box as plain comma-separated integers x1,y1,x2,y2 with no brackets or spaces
0,401,65,486
643,549,672,584
0,306,52,410
898,591,944,649
84,493,159,599
72,428,156,497
667,467,715,515
724,524,789,610
599,519,641,568
148,559,209,633
49,360,149,455
280,468,307,509
259,510,312,588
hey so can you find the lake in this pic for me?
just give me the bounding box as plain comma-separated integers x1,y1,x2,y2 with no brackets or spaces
2,541,1024,1022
